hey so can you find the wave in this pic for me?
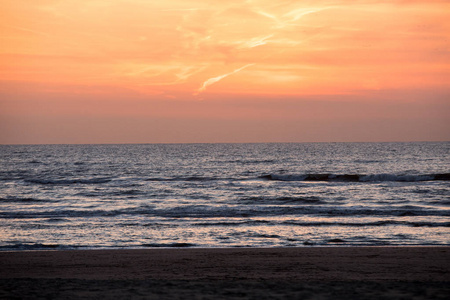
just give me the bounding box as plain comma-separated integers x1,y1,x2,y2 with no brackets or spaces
27,160,42,164
25,177,111,185
1,204,449,219
141,242,196,248
0,197,54,203
145,176,232,182
261,173,450,182
111,189,144,196
238,196,323,205
192,220,270,227
22,173,447,185
282,220,450,227
190,219,450,228
429,200,450,206
0,243,66,251
218,159,277,164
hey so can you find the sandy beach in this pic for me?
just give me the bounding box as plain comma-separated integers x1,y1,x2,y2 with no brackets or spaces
0,247,449,299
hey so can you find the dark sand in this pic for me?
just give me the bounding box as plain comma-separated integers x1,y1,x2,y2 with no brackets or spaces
1,247,449,299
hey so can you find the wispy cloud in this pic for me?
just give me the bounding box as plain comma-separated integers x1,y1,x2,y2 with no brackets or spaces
255,6,333,29
197,64,255,93
283,8,328,22
176,66,207,81
239,35,274,48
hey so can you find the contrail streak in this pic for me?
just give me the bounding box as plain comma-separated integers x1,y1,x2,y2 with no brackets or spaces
197,64,255,93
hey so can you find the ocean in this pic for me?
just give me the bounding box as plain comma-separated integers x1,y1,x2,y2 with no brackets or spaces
0,142,449,250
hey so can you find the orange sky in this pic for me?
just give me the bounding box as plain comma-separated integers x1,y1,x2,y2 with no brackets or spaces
1,0,449,144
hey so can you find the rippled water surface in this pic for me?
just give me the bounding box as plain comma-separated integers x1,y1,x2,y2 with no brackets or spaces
0,142,449,250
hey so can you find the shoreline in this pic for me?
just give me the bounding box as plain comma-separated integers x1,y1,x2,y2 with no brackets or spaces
1,246,449,299
1,246,449,281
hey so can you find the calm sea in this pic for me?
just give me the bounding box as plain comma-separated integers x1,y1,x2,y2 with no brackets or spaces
0,142,449,250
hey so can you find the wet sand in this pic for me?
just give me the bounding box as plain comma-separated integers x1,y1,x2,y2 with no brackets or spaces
1,247,449,299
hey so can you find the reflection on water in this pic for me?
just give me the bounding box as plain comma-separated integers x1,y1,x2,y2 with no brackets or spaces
0,142,449,250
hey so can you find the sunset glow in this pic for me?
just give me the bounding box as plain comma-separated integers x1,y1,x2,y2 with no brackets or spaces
1,0,449,143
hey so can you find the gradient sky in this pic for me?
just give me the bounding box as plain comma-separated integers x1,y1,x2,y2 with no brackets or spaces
1,0,449,144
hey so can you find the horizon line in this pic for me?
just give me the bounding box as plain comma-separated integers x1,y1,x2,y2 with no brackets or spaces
1,140,448,146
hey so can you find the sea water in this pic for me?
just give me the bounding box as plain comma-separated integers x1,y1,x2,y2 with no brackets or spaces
0,142,449,250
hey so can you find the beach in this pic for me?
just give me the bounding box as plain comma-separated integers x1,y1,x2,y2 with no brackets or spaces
1,247,449,299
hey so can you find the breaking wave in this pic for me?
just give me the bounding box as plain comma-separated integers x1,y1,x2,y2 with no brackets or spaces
260,173,450,182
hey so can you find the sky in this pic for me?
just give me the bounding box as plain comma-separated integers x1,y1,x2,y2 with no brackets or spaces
1,0,449,144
